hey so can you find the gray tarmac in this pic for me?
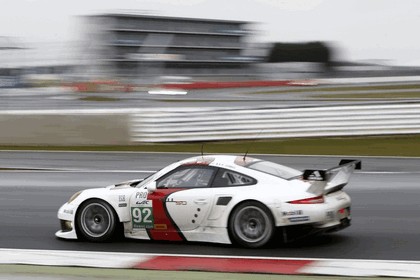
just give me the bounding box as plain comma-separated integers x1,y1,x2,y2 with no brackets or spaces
2,84,420,111
0,151,420,260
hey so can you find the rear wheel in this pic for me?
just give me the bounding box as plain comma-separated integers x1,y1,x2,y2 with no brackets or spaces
229,201,274,248
76,199,117,242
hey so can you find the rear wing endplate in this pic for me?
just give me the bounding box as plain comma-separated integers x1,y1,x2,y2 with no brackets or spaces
303,160,361,181
302,159,361,195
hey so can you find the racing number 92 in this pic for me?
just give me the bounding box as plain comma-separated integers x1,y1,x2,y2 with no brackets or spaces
131,207,154,229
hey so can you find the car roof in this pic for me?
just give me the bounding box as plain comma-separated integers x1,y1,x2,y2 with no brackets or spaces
180,154,260,167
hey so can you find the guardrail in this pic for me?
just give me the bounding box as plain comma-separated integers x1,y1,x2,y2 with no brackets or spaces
0,104,419,145
131,104,420,142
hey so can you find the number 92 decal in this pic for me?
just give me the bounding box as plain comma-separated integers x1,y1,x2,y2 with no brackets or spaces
131,206,154,229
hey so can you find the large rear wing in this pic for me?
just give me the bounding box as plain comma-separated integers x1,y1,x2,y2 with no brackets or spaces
302,159,361,195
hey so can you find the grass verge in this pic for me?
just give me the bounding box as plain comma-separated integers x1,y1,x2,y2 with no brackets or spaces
0,265,407,280
0,135,420,157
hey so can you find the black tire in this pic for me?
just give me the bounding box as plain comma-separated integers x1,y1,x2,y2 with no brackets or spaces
228,201,274,248
76,199,117,242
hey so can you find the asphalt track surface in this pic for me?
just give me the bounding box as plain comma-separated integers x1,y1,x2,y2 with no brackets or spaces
1,151,420,261
2,85,420,110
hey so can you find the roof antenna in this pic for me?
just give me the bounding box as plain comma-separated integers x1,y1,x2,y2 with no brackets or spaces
243,149,249,161
243,129,264,161
201,143,204,159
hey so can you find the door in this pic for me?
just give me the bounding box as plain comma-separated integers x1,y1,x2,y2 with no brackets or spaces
129,165,217,241
155,165,216,232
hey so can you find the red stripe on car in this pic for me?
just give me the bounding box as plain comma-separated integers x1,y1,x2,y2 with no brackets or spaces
146,189,185,241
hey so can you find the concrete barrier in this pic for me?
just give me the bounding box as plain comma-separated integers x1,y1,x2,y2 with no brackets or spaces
0,110,131,145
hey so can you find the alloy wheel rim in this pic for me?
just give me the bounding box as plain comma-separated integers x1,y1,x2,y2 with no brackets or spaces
234,206,270,243
80,203,112,238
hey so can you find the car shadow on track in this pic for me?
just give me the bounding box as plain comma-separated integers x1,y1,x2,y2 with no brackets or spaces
54,232,351,255
278,233,350,248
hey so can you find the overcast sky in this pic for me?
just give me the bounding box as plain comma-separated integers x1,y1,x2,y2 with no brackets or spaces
1,0,420,65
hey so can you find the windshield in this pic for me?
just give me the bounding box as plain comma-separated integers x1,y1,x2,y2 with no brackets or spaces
136,172,156,187
246,161,302,180
135,161,180,188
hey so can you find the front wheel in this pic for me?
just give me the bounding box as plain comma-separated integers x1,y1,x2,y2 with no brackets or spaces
228,201,274,248
76,199,117,242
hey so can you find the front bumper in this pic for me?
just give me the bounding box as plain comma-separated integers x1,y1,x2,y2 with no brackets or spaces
55,203,78,239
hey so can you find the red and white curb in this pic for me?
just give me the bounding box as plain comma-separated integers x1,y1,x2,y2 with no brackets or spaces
1,249,420,278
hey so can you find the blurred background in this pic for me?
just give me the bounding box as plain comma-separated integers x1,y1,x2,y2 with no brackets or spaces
2,2,420,273
1,0,420,89
1,0,420,146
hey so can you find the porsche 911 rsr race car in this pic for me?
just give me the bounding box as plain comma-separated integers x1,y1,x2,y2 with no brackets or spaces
56,155,361,248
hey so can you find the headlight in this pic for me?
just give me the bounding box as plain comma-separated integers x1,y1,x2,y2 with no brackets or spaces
68,191,82,203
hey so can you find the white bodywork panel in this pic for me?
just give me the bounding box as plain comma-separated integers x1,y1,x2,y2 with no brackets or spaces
56,155,356,245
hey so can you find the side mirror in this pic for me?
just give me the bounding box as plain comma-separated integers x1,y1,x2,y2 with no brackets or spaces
146,181,157,193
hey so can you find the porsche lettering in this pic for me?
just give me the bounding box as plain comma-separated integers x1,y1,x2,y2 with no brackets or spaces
166,198,187,205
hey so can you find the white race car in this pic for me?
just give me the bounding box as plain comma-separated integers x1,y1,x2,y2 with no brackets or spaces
56,155,360,248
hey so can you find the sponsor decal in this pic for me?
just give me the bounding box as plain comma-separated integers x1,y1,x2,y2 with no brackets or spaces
136,200,151,205
154,224,168,230
166,198,187,206
63,209,73,215
288,216,310,222
118,203,127,207
308,171,323,181
214,162,236,170
135,191,149,205
326,211,335,220
282,210,303,216
135,191,147,200
303,169,326,181
119,195,126,202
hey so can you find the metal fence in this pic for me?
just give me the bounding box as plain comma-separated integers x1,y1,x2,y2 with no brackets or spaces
131,104,420,142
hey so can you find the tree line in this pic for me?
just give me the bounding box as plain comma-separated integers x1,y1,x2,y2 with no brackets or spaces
266,42,332,69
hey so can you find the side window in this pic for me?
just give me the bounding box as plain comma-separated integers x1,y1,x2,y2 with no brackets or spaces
212,169,256,187
157,166,215,188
